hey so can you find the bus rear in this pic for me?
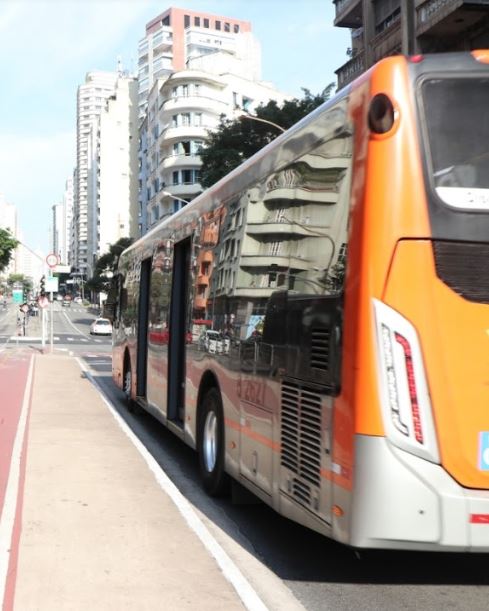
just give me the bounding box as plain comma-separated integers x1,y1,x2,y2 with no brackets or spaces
343,51,489,550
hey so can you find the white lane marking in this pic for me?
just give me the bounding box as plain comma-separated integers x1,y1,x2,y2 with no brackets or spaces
0,354,34,607
60,311,92,340
76,359,268,611
67,337,74,342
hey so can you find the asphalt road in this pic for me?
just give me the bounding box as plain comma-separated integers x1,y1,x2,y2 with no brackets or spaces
2,300,489,610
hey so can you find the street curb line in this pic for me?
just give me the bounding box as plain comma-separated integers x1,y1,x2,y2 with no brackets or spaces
75,358,269,611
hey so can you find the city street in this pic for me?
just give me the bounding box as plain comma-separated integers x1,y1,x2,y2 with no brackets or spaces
0,301,489,610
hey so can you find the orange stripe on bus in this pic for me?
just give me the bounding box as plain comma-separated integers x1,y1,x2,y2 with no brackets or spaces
225,417,280,451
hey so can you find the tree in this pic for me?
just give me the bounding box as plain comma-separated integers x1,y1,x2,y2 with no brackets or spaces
0,228,18,273
85,237,135,295
200,85,335,188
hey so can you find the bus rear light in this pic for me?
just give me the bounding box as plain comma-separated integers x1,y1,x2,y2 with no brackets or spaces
409,54,424,63
373,300,439,463
394,332,424,444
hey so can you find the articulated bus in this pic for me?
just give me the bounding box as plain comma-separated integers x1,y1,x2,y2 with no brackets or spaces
111,52,489,551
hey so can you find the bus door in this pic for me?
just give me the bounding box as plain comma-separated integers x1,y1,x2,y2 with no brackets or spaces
136,257,151,397
167,238,191,425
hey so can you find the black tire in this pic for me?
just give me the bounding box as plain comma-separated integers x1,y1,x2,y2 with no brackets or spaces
123,356,136,413
198,388,229,496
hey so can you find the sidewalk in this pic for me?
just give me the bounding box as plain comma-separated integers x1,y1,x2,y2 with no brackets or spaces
11,353,246,610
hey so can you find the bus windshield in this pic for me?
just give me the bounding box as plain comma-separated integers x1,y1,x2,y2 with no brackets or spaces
421,77,489,210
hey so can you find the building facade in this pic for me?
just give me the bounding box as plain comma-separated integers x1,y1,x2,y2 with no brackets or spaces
137,7,260,120
89,76,139,260
143,65,290,231
74,71,118,275
334,0,489,89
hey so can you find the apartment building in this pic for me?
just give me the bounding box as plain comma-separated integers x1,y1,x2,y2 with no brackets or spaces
86,76,139,265
137,7,260,120
63,177,74,266
334,0,489,89
143,64,290,230
74,71,118,275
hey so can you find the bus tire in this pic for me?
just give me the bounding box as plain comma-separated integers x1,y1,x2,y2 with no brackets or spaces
198,388,229,497
123,355,136,413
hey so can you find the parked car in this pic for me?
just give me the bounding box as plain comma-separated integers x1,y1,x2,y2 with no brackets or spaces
90,318,113,336
199,330,223,354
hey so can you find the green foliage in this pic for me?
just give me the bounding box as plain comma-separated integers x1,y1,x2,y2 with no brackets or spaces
200,85,335,188
0,228,18,272
87,237,135,294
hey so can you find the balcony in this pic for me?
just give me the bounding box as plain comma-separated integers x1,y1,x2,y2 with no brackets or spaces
159,95,227,117
158,125,211,145
159,154,202,170
240,254,310,271
335,50,365,89
334,0,363,28
246,221,328,237
161,183,202,198
152,29,173,53
416,0,489,38
372,16,402,62
197,274,209,287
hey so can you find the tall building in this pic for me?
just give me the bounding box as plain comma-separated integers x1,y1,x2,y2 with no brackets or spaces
87,75,139,262
144,68,290,230
333,0,489,89
63,177,74,266
51,202,64,262
139,7,289,232
137,7,260,120
74,71,118,275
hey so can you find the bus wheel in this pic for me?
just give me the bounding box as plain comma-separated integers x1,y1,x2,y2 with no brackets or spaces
123,358,135,413
198,388,229,496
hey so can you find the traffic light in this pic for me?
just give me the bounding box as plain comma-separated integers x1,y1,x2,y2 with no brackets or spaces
40,275,45,296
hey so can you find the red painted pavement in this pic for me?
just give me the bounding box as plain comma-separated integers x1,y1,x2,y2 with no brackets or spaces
0,350,33,611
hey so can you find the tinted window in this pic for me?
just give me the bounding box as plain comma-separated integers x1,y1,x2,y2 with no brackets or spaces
421,77,489,209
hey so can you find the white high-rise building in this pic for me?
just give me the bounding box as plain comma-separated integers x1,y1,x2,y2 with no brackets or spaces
87,75,139,262
144,68,290,229
74,71,118,276
51,202,67,264
63,177,74,266
137,7,260,120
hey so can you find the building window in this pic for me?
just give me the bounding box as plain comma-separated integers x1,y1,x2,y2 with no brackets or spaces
224,22,230,32
172,171,179,185
184,14,190,28
204,18,209,28
182,169,192,184
234,24,239,33
194,16,200,27
215,20,221,30
162,15,170,26
194,83,200,96
194,112,202,127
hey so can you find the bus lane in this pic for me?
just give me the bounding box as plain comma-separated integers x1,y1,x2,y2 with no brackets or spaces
0,349,34,610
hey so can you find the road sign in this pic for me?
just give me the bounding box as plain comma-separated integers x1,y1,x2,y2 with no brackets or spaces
38,296,49,309
46,253,59,268
12,289,23,304
45,276,59,292
20,303,29,314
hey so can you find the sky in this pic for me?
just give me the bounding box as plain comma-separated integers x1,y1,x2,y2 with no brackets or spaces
0,0,350,255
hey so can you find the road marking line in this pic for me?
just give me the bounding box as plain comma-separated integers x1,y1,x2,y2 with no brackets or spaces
0,354,34,608
76,359,268,611
67,338,74,342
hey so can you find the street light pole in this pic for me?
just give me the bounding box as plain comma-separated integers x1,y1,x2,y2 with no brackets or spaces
236,112,286,133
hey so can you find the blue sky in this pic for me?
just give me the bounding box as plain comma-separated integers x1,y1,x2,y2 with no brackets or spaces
0,0,349,253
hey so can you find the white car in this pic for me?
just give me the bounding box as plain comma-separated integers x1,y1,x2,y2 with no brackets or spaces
90,318,112,336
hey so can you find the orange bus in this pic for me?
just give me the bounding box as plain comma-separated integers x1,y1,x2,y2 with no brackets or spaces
111,51,489,550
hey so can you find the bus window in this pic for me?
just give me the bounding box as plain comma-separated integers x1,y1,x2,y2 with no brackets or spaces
421,77,489,209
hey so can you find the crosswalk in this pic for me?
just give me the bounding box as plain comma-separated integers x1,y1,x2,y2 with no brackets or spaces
0,334,110,344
